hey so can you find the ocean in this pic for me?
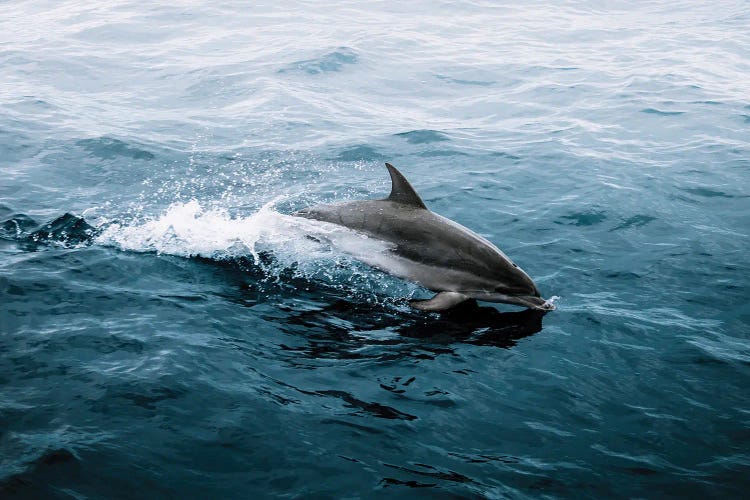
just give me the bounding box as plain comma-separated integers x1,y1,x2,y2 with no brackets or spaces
1,1,749,497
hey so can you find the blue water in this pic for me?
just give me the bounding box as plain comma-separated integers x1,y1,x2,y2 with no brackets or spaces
2,1,750,497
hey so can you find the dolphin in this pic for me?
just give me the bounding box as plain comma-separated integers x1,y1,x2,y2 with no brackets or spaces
294,163,553,312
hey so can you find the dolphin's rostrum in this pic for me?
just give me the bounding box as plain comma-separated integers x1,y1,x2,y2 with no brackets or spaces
294,163,553,312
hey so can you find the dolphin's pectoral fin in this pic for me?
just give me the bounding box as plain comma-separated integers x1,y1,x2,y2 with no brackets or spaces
409,292,470,312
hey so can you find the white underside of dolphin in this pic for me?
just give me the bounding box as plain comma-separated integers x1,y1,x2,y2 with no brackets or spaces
294,163,554,312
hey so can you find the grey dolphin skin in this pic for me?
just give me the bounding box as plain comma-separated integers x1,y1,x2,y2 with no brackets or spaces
294,163,553,312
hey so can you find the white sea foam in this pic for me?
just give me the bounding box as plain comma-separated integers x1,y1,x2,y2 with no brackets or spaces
95,199,397,282
542,295,561,310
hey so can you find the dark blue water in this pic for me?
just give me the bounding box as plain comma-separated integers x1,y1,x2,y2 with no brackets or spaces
2,1,750,498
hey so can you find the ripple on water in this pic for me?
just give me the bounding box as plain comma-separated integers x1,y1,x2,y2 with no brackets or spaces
76,137,155,161
640,108,686,116
334,145,387,162
278,47,359,75
395,130,450,144
610,215,657,231
680,187,737,199
555,211,608,226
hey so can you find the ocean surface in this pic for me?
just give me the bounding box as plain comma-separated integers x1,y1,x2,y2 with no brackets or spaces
2,1,749,497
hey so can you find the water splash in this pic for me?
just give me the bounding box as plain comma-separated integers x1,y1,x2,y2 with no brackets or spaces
542,295,560,310
94,198,407,294
97,198,297,261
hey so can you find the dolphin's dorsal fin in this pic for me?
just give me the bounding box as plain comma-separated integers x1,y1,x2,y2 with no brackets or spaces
384,163,427,209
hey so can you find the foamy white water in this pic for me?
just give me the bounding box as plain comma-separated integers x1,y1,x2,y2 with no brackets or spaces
95,198,397,279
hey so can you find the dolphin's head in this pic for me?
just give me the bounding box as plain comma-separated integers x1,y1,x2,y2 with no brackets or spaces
492,270,555,311
489,287,554,311
463,257,554,311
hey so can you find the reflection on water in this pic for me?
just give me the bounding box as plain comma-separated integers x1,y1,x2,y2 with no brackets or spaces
275,295,547,361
